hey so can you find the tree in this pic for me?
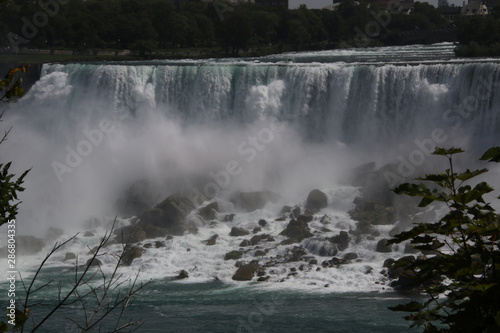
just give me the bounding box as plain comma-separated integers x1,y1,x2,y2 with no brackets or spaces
388,147,500,332
0,66,30,228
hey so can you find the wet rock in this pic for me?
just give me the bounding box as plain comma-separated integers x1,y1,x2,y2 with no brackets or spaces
279,219,313,243
390,270,419,290
343,252,358,261
279,205,292,215
206,234,218,246
188,227,199,235
199,201,219,221
330,231,350,251
175,270,189,279
288,246,307,262
230,227,250,237
232,263,260,281
225,251,243,260
16,236,45,255
86,258,102,267
138,193,195,236
297,214,313,223
230,190,280,212
239,239,251,247
257,276,270,282
65,252,76,261
320,214,331,224
254,250,266,257
258,219,267,227
253,227,262,234
376,238,393,253
122,246,142,266
303,238,338,256
250,234,268,245
309,259,318,265
306,189,328,212
404,243,419,254
383,258,395,268
84,231,94,237
114,225,146,244
137,222,168,239
155,241,165,248
223,214,235,222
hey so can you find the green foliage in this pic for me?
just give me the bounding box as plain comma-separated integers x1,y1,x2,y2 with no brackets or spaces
0,0,455,54
389,147,500,332
0,66,30,103
0,162,29,227
1,66,31,229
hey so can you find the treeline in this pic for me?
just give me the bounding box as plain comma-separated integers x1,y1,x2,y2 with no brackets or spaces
454,7,500,56
0,0,491,57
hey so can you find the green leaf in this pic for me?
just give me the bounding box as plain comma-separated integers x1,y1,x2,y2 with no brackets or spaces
0,321,9,332
432,147,464,156
480,147,500,163
455,168,489,182
389,301,423,312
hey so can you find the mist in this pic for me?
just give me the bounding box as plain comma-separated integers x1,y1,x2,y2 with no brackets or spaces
1,58,499,237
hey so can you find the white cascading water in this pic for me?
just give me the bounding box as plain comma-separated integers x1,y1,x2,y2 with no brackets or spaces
1,43,499,292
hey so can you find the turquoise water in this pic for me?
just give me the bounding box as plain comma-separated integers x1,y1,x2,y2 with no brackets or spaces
16,278,420,332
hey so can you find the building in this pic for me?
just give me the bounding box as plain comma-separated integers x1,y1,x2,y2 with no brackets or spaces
254,0,289,7
461,0,488,15
438,0,449,7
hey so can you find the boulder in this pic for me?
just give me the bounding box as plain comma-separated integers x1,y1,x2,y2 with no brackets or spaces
279,219,313,243
297,214,313,223
225,251,243,260
343,252,359,261
250,234,267,245
306,189,328,211
232,263,260,281
230,227,250,237
253,227,262,234
136,222,168,239
288,246,307,262
122,246,142,266
303,238,338,256
206,234,218,246
114,225,146,244
376,238,393,253
254,250,266,257
175,270,189,279
223,214,235,222
258,219,267,227
138,193,195,236
239,239,250,247
199,202,219,221
86,258,102,267
230,190,280,212
330,231,350,251
16,236,45,255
